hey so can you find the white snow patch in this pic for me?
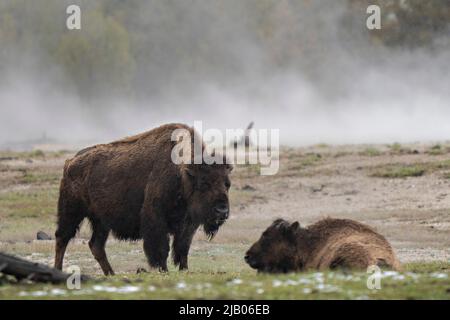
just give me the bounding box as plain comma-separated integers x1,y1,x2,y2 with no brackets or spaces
176,282,187,289
92,285,140,293
430,272,448,279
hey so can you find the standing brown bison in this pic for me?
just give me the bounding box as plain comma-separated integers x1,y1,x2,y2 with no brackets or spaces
245,218,400,273
54,123,232,275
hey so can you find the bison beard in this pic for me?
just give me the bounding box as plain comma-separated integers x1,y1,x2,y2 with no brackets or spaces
53,123,232,275
203,221,222,240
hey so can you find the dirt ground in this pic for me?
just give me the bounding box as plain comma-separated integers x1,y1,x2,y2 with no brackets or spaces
0,142,449,276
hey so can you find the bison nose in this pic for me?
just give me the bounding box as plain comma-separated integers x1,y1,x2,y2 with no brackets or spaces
245,254,258,268
214,203,229,220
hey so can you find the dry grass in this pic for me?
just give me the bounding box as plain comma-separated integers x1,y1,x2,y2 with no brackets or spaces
1,146,449,275
1,147,450,299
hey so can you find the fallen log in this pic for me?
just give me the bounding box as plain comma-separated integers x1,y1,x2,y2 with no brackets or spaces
0,252,88,284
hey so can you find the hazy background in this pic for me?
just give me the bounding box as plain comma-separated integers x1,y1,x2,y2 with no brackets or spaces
0,0,449,149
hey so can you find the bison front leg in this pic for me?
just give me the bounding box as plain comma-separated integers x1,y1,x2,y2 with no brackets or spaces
142,214,170,272
141,171,182,272
172,223,198,270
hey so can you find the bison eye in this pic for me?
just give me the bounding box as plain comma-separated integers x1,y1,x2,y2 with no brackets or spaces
225,181,231,189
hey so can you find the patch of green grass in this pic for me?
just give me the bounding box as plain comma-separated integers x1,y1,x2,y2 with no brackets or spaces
314,143,329,148
404,261,450,273
369,160,450,178
332,151,353,158
0,187,59,241
20,171,61,184
432,159,450,170
360,147,382,157
427,144,449,156
1,262,448,300
0,150,44,160
288,153,322,171
389,143,402,152
387,143,415,155
0,150,71,161
233,163,262,178
370,164,425,178
0,187,58,218
29,149,45,158
245,163,261,173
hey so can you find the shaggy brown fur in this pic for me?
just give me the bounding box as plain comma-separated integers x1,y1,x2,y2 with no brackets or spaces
245,218,401,273
54,123,232,275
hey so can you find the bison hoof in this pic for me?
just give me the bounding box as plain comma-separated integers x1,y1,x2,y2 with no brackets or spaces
158,267,168,273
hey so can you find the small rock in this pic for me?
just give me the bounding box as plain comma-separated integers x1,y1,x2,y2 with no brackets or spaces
36,231,52,240
242,184,256,191
136,268,148,274
310,184,325,193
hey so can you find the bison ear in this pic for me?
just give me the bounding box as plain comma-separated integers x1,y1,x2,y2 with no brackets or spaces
284,221,300,243
290,222,300,233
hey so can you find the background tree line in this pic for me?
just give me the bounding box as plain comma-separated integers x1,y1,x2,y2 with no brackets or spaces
0,0,448,104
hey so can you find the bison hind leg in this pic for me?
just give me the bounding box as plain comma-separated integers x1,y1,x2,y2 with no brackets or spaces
329,255,351,271
329,243,371,270
54,198,85,270
88,218,114,276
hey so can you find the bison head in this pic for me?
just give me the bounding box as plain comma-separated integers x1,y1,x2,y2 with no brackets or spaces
245,219,307,273
182,160,232,239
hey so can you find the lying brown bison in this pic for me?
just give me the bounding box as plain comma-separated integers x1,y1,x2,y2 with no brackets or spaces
54,123,232,275
245,218,400,273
